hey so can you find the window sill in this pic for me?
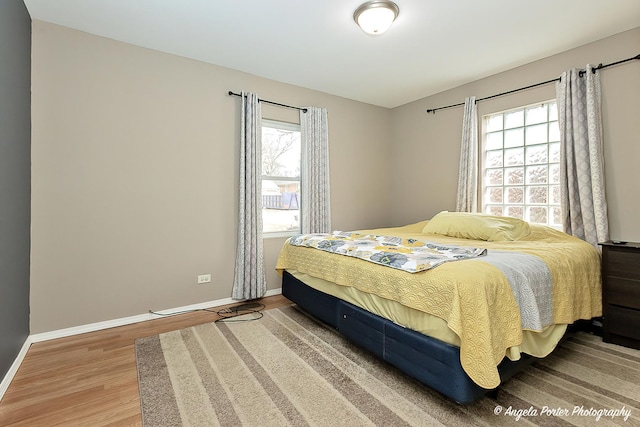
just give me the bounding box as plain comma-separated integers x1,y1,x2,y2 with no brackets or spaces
263,231,299,240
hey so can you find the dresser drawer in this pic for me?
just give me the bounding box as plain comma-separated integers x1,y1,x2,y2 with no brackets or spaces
605,277,640,310
604,248,640,280
606,305,640,341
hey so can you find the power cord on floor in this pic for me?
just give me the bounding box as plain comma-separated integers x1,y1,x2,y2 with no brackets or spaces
210,302,265,323
148,302,266,323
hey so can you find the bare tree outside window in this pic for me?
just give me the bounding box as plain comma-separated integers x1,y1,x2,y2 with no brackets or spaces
262,129,299,177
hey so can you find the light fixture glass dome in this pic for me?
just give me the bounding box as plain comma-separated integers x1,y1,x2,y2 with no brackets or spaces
353,1,399,35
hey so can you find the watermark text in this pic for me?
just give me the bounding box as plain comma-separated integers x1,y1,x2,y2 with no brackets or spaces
493,405,632,422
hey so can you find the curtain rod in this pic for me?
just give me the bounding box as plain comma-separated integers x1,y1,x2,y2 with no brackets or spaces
228,91,308,113
426,53,640,114
579,53,640,76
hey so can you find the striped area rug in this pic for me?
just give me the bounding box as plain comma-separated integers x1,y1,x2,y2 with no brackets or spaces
135,306,640,426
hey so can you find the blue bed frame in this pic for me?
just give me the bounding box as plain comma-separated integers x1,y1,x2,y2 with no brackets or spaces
282,270,536,404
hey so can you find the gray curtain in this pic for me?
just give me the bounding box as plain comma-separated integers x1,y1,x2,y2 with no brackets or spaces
300,106,331,233
556,67,609,247
232,92,266,300
456,96,478,212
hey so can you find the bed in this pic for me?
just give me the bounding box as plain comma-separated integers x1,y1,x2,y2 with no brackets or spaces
275,212,602,404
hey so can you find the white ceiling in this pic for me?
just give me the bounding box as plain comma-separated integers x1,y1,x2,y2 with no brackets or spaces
23,0,640,108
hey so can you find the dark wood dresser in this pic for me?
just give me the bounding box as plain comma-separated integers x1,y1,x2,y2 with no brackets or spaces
600,241,640,349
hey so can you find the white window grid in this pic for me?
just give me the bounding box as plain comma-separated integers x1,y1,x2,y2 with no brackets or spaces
482,101,561,228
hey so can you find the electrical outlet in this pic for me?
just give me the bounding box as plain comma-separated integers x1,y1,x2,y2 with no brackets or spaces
197,274,212,284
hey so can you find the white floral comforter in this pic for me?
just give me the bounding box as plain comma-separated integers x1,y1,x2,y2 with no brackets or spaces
288,231,487,273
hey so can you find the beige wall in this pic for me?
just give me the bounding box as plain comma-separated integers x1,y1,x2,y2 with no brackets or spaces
30,21,392,333
390,28,640,243
31,21,639,333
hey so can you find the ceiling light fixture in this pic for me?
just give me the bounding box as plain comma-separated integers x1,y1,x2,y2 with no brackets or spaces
353,1,399,36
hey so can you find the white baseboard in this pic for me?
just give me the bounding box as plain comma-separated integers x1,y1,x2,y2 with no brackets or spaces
0,288,282,402
30,288,282,343
0,336,33,402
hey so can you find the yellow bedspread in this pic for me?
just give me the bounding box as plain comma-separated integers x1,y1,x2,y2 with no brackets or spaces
275,221,602,389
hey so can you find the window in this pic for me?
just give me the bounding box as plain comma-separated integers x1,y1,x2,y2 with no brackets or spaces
261,119,301,235
482,101,561,228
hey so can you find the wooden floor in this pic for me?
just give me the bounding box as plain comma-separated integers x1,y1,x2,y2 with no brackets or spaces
0,295,292,426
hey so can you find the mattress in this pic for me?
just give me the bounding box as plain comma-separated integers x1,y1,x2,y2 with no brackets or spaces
276,220,602,388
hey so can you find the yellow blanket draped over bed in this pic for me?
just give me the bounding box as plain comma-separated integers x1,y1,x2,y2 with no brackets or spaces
275,221,602,389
